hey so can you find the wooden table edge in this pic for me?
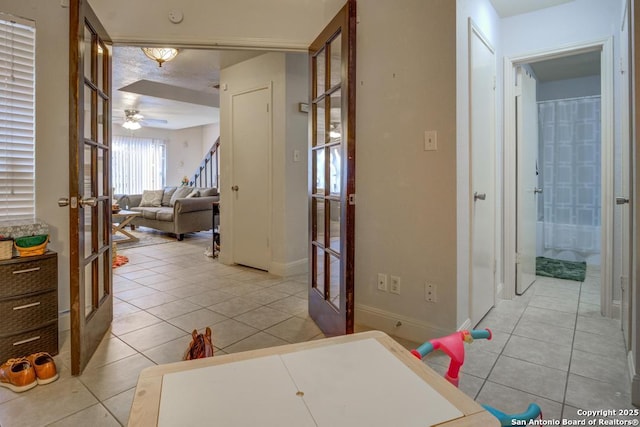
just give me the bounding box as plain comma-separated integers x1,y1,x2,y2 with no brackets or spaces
128,330,497,426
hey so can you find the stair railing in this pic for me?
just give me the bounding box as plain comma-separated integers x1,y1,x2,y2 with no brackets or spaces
189,137,220,188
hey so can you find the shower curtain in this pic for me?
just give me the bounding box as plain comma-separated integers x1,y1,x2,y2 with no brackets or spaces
538,96,601,262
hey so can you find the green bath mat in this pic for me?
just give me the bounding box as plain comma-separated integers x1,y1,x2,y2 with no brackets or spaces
536,256,586,282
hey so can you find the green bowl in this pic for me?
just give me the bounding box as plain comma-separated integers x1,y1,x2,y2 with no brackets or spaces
14,234,48,248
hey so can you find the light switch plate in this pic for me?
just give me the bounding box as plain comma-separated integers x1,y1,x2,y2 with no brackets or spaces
424,131,437,151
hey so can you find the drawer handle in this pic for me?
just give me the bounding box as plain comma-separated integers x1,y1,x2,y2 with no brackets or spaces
13,336,40,346
12,267,41,275
13,302,41,310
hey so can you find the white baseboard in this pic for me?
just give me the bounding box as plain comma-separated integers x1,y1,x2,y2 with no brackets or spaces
270,258,308,277
629,350,640,406
457,318,472,331
59,311,70,332
611,300,621,319
355,304,451,344
496,282,504,299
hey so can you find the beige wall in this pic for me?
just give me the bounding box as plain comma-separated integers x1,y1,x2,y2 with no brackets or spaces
354,0,458,341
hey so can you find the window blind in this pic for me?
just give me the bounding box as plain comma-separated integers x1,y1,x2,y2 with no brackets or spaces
112,135,167,195
0,14,35,220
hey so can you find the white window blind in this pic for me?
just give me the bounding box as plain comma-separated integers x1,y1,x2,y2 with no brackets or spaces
112,135,166,195
0,14,35,220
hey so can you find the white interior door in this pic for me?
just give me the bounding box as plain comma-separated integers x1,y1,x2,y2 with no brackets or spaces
516,66,539,295
231,86,271,270
470,23,496,326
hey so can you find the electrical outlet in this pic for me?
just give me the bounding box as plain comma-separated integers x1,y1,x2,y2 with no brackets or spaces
377,273,388,292
425,283,437,302
390,276,401,294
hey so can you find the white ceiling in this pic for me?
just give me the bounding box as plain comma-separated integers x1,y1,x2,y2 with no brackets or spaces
112,47,263,130
489,0,575,18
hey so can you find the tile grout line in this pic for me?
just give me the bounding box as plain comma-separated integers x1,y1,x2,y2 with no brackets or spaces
559,278,583,419
472,295,531,401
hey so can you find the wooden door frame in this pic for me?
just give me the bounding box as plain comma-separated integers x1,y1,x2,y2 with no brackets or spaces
502,39,615,316
69,0,113,375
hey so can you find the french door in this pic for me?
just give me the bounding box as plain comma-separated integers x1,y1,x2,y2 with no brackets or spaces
67,0,113,375
308,0,356,336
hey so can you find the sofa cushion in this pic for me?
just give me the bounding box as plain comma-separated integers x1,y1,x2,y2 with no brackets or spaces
170,186,193,206
156,209,174,222
140,189,163,207
162,187,177,206
186,189,200,198
131,207,161,220
198,188,218,197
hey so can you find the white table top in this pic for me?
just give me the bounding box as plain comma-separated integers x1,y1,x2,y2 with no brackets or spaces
129,331,499,427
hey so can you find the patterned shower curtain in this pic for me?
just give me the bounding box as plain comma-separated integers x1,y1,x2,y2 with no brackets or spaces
538,96,601,257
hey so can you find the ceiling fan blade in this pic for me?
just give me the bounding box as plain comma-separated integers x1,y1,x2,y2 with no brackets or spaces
142,118,168,125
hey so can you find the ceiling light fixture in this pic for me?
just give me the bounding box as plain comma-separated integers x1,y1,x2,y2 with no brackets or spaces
141,47,179,67
122,119,141,130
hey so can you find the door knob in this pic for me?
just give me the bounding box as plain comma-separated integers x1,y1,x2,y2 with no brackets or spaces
231,185,239,192
79,197,98,207
474,192,486,201
534,187,543,194
58,198,69,207
616,197,630,205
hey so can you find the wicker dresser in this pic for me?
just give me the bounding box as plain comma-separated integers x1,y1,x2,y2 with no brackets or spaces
0,251,58,361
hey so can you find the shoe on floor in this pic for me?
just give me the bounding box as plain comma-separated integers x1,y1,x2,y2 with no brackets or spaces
0,358,37,392
27,352,59,385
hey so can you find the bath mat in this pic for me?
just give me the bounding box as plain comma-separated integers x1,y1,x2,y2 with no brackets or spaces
535,256,586,282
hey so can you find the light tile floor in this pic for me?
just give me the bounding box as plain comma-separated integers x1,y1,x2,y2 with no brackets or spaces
0,234,635,425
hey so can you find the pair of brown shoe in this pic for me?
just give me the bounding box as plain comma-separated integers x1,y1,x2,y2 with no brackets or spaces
0,352,59,393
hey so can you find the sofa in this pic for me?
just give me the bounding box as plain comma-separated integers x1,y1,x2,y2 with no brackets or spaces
117,186,219,241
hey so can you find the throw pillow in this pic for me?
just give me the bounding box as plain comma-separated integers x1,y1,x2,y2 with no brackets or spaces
162,187,177,206
199,188,218,197
139,189,163,207
186,190,200,198
170,186,194,206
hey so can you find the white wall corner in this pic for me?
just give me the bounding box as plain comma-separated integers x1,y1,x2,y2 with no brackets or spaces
355,304,452,344
269,258,308,277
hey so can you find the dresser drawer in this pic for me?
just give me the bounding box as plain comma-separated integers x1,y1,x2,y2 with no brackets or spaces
0,321,58,361
0,254,57,298
0,291,57,335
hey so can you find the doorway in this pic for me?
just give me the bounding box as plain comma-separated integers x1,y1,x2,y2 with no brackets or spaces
504,39,615,316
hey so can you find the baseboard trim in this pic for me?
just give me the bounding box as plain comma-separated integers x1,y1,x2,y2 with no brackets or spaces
355,304,451,344
457,318,472,331
629,350,640,406
59,311,70,332
611,300,621,320
270,258,308,277
496,282,504,299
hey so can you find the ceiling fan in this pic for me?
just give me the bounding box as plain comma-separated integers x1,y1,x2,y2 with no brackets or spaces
119,109,168,130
